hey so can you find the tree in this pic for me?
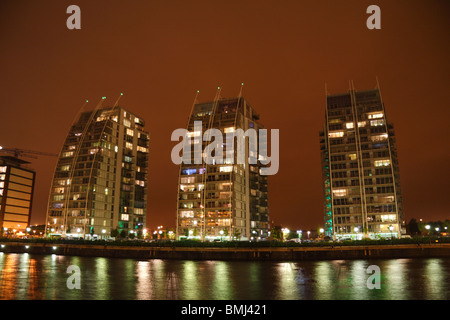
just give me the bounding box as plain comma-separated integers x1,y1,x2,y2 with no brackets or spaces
119,230,127,238
111,228,119,238
407,219,420,236
233,228,241,241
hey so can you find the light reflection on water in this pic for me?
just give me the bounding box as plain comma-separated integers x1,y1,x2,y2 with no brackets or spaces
0,253,448,300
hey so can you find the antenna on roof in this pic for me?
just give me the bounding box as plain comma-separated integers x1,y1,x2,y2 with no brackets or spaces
114,92,124,107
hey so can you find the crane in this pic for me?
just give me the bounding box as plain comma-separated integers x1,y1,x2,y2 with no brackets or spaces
0,146,58,159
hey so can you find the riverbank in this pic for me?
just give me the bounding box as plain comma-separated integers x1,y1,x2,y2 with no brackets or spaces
1,241,449,261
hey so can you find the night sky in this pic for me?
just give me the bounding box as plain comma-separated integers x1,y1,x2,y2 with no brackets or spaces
0,1,449,231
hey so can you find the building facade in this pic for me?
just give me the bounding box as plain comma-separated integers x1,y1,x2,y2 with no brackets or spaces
320,87,404,240
176,97,269,241
46,105,149,239
0,156,36,233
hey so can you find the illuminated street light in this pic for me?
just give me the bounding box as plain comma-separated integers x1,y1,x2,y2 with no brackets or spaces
425,225,430,230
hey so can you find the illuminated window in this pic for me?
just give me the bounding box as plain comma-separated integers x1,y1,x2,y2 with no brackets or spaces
135,180,145,187
219,166,233,173
368,113,383,119
345,122,354,129
137,146,148,153
62,151,74,158
371,134,388,142
126,128,134,137
68,145,76,150
358,121,367,127
182,168,197,175
123,119,131,128
61,165,70,171
124,156,132,163
0,181,4,188
332,189,347,197
180,210,194,218
135,208,144,215
370,119,384,127
328,131,344,138
349,154,357,161
105,188,108,195
120,214,129,221
187,131,201,138
0,174,5,180
180,177,195,184
374,159,390,167
224,127,235,133
54,186,64,193
114,146,118,153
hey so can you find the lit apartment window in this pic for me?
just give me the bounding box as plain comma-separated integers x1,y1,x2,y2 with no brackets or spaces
180,210,194,218
137,146,148,153
187,131,201,138
219,166,233,173
370,119,384,127
371,134,388,142
349,154,357,161
368,113,383,119
125,142,133,150
114,146,118,153
68,145,76,150
61,165,70,171
358,121,367,127
120,214,129,221
62,151,74,158
182,168,197,175
328,131,344,138
0,181,4,188
332,189,347,197
381,214,396,222
124,119,131,128
135,180,145,187
374,159,390,167
0,174,5,180
134,208,144,215
126,128,134,137
224,127,235,133
345,122,354,129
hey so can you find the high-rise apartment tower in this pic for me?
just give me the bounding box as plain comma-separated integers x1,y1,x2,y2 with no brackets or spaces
176,96,269,241
320,85,404,240
46,104,149,239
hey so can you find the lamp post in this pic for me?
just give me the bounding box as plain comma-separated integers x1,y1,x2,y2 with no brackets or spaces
425,225,431,244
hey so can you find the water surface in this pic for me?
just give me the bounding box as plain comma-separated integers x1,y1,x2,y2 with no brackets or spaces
0,253,448,300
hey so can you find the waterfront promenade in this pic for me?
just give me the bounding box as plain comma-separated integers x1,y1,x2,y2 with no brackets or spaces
1,241,449,261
